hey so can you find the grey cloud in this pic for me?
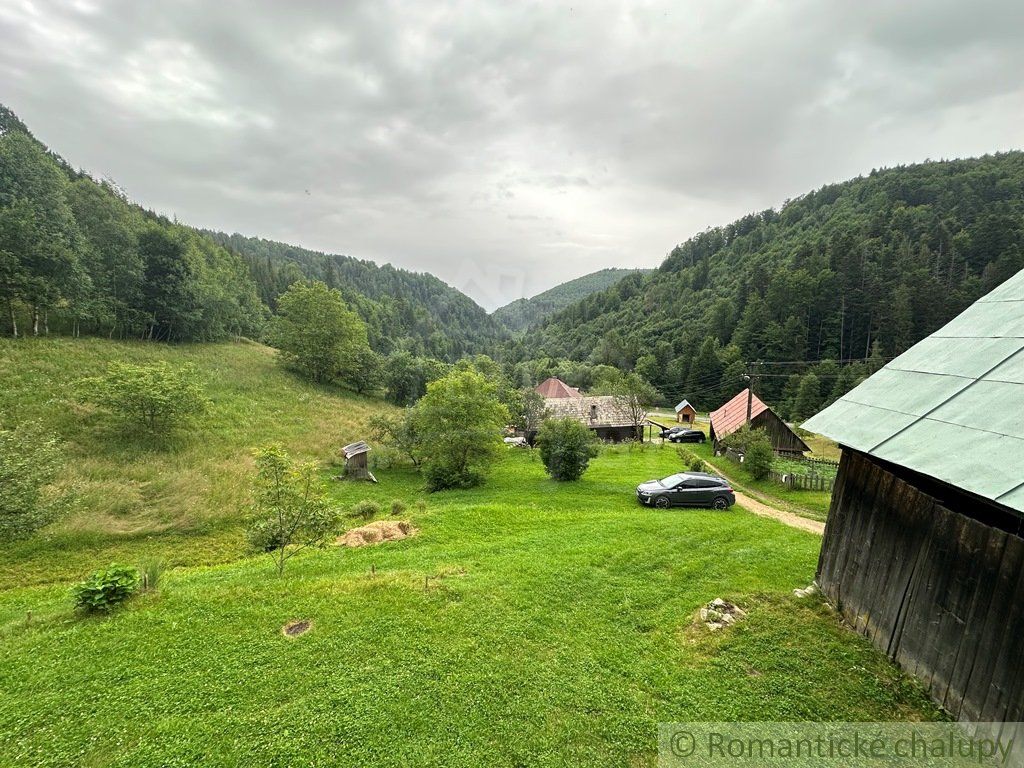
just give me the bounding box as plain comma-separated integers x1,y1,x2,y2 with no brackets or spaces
1,0,1022,309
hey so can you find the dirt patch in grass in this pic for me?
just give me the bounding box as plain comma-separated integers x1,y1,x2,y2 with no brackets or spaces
338,520,416,548
282,619,312,637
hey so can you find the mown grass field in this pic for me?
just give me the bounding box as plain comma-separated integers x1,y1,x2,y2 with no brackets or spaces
0,340,941,766
0,338,390,587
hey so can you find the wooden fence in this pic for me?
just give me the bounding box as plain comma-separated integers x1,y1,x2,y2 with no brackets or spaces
722,449,836,492
768,469,835,492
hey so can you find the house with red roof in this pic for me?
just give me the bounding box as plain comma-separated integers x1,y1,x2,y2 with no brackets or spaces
534,377,582,399
708,388,808,456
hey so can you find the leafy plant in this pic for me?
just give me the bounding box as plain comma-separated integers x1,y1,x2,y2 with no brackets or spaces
390,499,406,516
369,410,426,468
72,564,139,612
245,445,340,575
743,435,774,480
535,417,598,481
0,421,64,540
81,361,209,433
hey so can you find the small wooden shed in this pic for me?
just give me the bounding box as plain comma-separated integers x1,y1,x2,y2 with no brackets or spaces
674,399,697,424
341,441,376,482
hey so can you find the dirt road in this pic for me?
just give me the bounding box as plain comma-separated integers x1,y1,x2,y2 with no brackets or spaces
732,489,825,535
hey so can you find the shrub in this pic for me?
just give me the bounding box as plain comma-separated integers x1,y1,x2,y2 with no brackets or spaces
352,499,381,520
390,499,406,516
245,445,340,575
689,457,705,473
81,361,209,433
743,434,775,480
416,499,427,514
72,564,139,612
536,417,599,481
0,421,64,540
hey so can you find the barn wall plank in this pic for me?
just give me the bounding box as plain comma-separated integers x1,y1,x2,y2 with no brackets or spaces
821,449,1024,723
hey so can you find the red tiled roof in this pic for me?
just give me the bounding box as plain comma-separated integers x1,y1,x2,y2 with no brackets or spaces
534,377,583,398
709,389,768,439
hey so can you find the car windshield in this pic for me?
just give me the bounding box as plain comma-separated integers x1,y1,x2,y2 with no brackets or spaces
660,474,687,486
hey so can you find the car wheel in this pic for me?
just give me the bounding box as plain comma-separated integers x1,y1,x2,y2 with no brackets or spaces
712,496,729,510
654,496,671,509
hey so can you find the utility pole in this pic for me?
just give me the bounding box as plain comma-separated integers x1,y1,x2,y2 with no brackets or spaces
743,362,758,425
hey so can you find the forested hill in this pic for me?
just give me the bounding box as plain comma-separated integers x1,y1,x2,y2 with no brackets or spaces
0,103,502,359
0,105,264,342
508,152,1024,415
204,231,505,360
492,268,651,332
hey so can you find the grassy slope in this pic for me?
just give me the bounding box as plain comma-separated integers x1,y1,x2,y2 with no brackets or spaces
0,338,391,587
0,446,940,767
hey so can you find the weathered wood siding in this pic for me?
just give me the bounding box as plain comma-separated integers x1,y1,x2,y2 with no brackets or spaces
752,410,807,455
819,449,1024,724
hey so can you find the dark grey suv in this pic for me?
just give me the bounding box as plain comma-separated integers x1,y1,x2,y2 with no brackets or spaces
636,472,735,509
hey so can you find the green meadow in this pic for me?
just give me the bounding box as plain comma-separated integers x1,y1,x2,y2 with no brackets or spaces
0,340,941,767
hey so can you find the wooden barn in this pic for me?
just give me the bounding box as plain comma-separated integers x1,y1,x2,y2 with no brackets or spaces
544,394,643,442
674,399,697,425
803,267,1024,728
708,389,808,456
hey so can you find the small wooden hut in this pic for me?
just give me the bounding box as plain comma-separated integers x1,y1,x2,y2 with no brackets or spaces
674,399,697,424
341,441,376,482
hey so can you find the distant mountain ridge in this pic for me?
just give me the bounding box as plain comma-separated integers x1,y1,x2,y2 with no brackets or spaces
493,268,651,332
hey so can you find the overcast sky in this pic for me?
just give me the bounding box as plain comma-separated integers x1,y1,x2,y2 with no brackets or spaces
2,1,1023,310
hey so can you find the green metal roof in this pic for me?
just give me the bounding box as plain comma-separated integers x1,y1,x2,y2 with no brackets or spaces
803,267,1024,516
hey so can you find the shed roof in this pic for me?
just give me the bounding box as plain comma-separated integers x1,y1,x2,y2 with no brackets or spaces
803,267,1024,516
674,399,696,413
535,377,583,398
709,389,768,439
544,395,640,428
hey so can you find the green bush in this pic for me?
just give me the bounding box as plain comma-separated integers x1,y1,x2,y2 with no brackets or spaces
0,421,64,540
390,499,406,516
674,446,704,472
743,434,775,480
81,361,209,433
416,369,509,491
72,564,140,612
536,417,599,481
352,499,381,520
